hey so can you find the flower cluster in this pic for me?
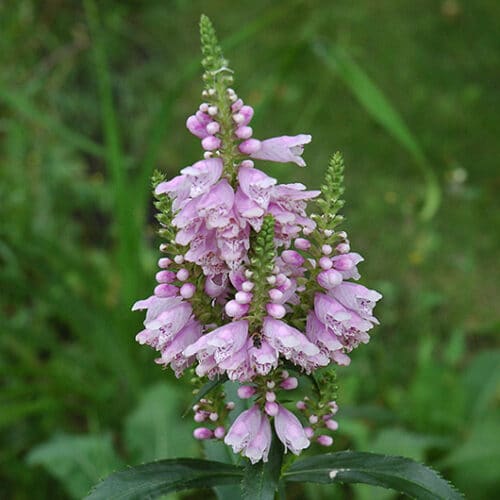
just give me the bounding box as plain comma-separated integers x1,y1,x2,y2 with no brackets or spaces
133,16,382,463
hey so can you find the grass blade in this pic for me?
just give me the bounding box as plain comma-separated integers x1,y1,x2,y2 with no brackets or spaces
312,41,441,220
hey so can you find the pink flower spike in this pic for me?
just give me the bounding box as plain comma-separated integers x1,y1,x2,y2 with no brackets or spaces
280,377,298,390
266,303,286,319
193,427,213,440
265,401,279,416
317,435,333,446
250,134,312,167
274,405,310,454
237,385,256,399
239,138,262,155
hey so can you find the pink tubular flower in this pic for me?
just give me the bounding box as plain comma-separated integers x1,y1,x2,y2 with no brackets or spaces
249,339,278,376
250,134,312,167
329,282,382,323
274,405,310,454
331,252,364,280
224,405,270,463
183,321,251,380
263,317,328,372
238,166,276,210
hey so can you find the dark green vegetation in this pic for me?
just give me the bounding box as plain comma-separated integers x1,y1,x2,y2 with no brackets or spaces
1,0,498,498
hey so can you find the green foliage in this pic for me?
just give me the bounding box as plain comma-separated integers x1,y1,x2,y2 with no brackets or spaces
27,434,123,499
284,451,463,500
86,459,244,500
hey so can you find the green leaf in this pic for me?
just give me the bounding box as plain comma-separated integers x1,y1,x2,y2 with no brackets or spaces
86,458,244,500
27,433,123,499
312,41,441,221
242,433,284,500
183,376,227,417
124,383,196,463
283,451,462,499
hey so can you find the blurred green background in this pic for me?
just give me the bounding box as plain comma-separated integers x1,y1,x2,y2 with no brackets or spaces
1,0,499,498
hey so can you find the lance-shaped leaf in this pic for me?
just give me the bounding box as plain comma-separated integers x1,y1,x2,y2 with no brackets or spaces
242,433,284,500
282,451,462,500
86,458,244,499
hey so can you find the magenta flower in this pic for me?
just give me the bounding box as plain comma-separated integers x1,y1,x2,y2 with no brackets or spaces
250,134,312,167
274,405,310,454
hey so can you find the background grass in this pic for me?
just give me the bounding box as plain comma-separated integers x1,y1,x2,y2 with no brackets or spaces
1,0,499,498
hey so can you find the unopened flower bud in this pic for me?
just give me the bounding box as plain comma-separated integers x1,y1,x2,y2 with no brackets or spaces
174,255,184,264
326,419,339,431
324,229,334,237
304,427,314,438
199,103,209,112
317,269,343,289
155,270,175,283
265,391,276,402
206,121,220,134
280,377,298,390
231,98,243,112
242,281,254,292
214,426,226,439
309,415,319,424
180,282,196,299
226,401,235,410
281,250,305,267
266,275,277,285
319,256,333,270
268,288,283,302
225,300,249,318
296,401,307,410
207,105,218,116
176,268,190,281
265,401,279,416
235,291,252,304
336,242,350,254
154,284,178,297
235,126,253,139
322,244,333,255
202,135,221,151
237,385,256,399
240,159,254,168
194,411,207,422
266,303,286,319
239,138,261,155
317,435,333,446
209,412,218,422
193,427,213,440
244,270,254,278
294,238,311,250
158,257,172,268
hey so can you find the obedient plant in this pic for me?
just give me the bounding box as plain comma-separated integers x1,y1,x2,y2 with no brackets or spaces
88,16,462,500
